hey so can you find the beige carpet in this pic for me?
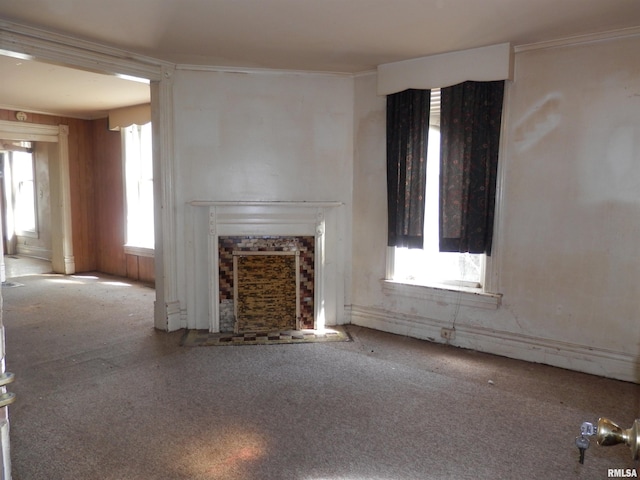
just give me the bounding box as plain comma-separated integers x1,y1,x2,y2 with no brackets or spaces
3,261,640,479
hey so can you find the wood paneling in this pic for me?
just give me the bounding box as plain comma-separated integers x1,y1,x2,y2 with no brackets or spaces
68,117,96,272
92,118,127,277
137,256,155,284
125,254,155,284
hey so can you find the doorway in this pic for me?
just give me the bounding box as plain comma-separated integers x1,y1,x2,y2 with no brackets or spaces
0,121,73,281
1,144,52,260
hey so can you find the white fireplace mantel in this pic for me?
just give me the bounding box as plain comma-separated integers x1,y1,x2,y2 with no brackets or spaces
188,200,345,332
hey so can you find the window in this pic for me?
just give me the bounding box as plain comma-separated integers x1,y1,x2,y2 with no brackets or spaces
123,122,154,254
391,89,483,289
388,81,504,293
11,149,38,237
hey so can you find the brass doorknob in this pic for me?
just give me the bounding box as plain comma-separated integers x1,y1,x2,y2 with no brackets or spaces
597,417,640,460
0,372,15,387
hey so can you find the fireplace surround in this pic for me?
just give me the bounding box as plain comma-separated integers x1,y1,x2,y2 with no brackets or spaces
188,201,345,332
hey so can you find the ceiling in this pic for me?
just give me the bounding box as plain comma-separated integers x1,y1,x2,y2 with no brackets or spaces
0,0,639,118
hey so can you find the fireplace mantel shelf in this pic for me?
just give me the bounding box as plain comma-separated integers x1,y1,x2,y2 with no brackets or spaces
189,200,343,208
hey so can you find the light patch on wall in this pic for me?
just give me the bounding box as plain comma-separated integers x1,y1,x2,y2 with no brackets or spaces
586,124,640,205
512,93,563,153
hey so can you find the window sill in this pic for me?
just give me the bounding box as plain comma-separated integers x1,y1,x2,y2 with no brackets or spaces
16,230,38,239
381,279,502,310
124,245,155,258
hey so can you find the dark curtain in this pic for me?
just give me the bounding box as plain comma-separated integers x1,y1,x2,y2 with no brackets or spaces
439,80,504,255
386,89,431,248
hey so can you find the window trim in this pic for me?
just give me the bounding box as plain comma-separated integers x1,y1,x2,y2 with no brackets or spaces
383,247,501,309
386,82,510,300
123,245,154,258
381,278,501,310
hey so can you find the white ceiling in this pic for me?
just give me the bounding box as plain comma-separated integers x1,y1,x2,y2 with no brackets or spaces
0,0,639,118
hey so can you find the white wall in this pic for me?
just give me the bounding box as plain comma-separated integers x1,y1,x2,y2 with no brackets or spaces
172,69,354,330
351,34,640,382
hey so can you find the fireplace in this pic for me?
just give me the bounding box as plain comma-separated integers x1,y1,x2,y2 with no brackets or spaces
188,201,344,332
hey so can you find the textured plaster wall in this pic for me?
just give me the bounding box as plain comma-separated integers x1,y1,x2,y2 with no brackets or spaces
352,35,640,381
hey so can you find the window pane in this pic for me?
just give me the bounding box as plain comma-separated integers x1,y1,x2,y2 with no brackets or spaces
13,151,36,233
124,123,154,249
393,118,483,287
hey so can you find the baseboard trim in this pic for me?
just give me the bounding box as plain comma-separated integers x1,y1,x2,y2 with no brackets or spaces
348,304,640,383
15,245,52,261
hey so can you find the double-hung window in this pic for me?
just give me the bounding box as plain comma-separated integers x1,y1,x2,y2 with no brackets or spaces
123,122,154,255
387,82,504,293
392,90,483,288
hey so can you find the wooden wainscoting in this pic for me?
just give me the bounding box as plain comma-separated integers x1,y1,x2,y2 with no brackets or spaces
126,254,155,284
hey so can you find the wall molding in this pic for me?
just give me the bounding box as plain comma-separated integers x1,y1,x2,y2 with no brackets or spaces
0,19,168,80
515,26,640,53
348,304,640,384
176,63,355,78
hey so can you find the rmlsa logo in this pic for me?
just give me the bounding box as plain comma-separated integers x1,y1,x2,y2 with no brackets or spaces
608,469,638,478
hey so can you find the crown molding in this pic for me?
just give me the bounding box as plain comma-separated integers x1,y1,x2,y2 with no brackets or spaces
515,26,640,53
0,19,170,81
175,63,356,78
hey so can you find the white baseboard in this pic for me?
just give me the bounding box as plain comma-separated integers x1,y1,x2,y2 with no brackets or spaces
348,304,640,384
15,245,52,261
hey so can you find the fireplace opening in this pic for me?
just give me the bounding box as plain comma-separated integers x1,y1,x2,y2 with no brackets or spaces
233,251,300,333
218,235,315,333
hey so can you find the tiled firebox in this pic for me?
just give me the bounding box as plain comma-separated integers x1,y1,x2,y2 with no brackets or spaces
218,236,315,332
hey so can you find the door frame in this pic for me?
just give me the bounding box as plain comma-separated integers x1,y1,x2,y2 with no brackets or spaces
0,121,74,275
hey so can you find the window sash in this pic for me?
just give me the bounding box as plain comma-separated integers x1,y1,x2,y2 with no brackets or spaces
123,123,154,250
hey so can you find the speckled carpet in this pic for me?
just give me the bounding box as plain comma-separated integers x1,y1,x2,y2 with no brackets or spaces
4,258,640,480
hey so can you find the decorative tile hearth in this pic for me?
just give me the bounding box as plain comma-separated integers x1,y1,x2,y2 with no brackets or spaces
180,327,351,346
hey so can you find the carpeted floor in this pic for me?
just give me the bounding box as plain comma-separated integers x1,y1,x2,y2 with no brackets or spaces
181,327,351,346
2,256,640,480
